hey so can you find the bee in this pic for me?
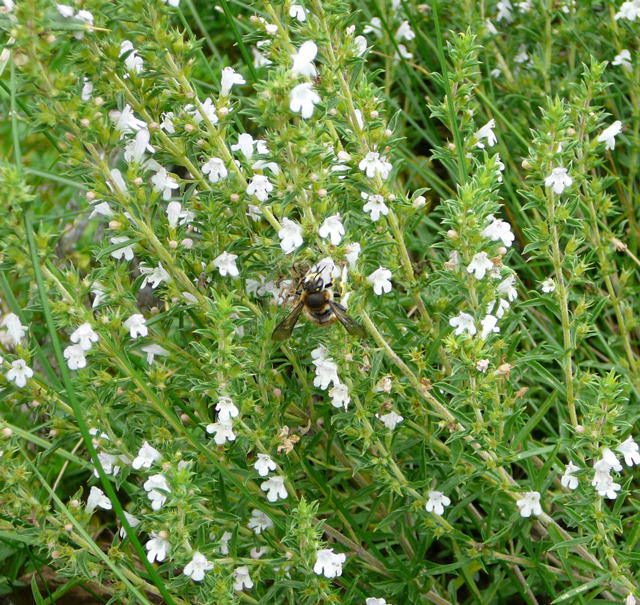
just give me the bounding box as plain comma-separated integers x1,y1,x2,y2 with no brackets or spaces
272,273,366,341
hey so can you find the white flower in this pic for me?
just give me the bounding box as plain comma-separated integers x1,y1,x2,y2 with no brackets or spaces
110,237,135,261
376,411,404,431
313,548,346,578
329,383,350,409
318,214,345,245
561,462,579,490
248,508,273,534
449,312,476,337
216,396,239,421
141,344,169,364
183,552,214,582
412,195,427,209
118,511,140,538
70,323,99,351
213,251,239,277
361,192,389,222
89,201,114,218
476,359,490,372
359,152,392,179
467,252,494,279
108,169,127,196
143,473,171,510
313,357,340,390
206,419,236,444
246,174,273,202
151,167,179,200
254,453,277,477
366,599,389,605
497,275,518,302
514,44,529,63
86,486,111,513
220,66,246,95
260,475,287,502
344,242,361,268
395,20,415,41
231,133,268,160
250,548,267,562
310,257,340,285
202,157,227,183
367,267,392,295
496,0,513,21
166,201,194,229
145,532,170,563
487,298,510,319
81,77,93,101
63,344,87,370
160,112,175,133
597,120,622,150
612,49,632,71
540,278,555,293
73,9,93,39
252,159,280,175
139,263,170,290
80,291,107,324
233,566,254,591
247,204,262,221
425,490,451,516
132,441,161,470
617,436,640,466
123,314,147,339
110,104,145,137
516,491,542,517
120,40,144,73
124,128,154,163
1,313,27,345
188,97,218,124
475,119,497,148
291,40,317,78
219,531,232,554
615,0,640,20
363,17,382,37
394,43,413,61
481,216,514,247
278,218,304,254
592,470,621,499
93,452,121,478
161,0,180,6
290,82,321,119
289,4,306,21
480,314,500,339
544,167,572,195
354,35,368,56
625,594,637,605
253,46,271,68
601,447,623,472
6,359,33,388
56,4,74,17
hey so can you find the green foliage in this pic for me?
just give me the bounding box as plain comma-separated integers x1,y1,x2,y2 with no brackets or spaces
1,0,640,603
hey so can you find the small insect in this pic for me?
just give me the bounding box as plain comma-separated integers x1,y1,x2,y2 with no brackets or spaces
272,272,366,341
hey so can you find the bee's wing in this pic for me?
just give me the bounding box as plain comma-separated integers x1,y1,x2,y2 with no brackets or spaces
329,301,367,338
272,301,304,341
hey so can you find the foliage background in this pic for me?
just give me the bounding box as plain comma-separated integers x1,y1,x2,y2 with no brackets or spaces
1,0,640,603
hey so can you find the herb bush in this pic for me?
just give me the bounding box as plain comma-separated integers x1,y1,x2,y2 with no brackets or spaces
1,0,640,603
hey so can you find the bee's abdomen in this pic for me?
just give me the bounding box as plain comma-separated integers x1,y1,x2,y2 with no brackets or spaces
304,305,337,326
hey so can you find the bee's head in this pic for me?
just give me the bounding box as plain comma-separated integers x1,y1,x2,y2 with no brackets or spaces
302,272,329,293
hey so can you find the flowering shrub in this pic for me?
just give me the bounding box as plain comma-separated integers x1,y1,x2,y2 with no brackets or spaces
1,0,640,603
